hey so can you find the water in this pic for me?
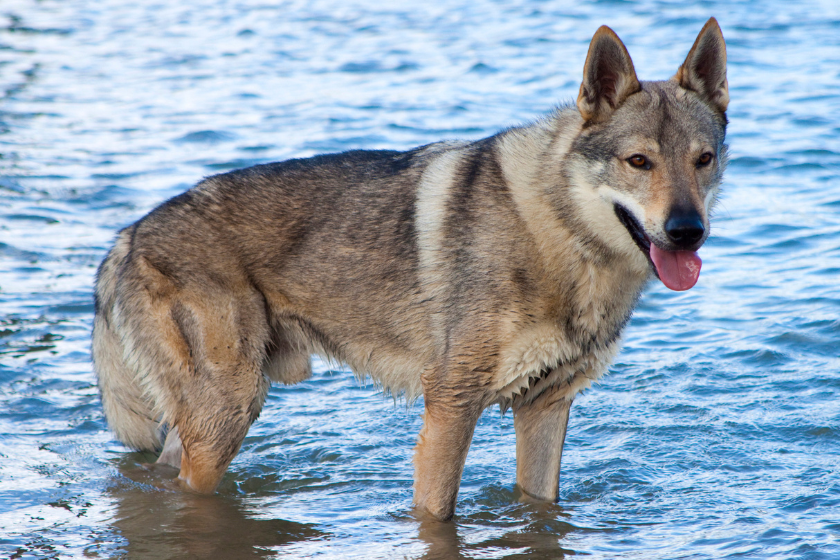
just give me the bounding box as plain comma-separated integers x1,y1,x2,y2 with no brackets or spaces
1,0,838,558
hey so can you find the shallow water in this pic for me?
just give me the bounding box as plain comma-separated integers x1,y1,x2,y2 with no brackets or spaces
1,0,839,558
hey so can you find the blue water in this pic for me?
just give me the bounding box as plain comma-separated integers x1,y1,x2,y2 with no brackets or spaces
1,0,839,558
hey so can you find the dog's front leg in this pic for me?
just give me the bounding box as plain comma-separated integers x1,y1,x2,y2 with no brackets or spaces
413,368,485,521
513,385,573,501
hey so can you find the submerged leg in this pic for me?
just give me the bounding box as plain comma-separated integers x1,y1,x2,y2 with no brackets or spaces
513,387,573,501
413,399,482,521
156,426,183,468
173,362,270,493
159,289,272,493
413,359,488,521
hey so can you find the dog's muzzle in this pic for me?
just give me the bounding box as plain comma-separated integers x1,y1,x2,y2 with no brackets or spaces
614,203,705,291
664,208,705,250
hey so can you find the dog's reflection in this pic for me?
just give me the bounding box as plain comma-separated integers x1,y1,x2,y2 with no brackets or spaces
416,491,577,560
109,455,322,559
111,455,576,559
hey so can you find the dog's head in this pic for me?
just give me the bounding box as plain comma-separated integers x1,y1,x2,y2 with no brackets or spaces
568,18,728,291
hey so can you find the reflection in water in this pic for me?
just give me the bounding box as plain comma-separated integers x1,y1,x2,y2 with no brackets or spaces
110,455,323,559
112,455,578,559
417,518,466,560
417,517,577,560
415,489,577,560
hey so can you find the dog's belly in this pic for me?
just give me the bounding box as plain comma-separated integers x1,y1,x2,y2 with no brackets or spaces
340,345,429,401
265,305,431,401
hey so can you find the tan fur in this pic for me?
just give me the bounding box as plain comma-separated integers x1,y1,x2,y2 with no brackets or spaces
577,26,641,122
92,233,161,450
514,385,573,500
92,19,729,520
675,18,729,113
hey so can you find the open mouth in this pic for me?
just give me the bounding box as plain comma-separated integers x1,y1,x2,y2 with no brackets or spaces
613,203,703,291
613,203,655,272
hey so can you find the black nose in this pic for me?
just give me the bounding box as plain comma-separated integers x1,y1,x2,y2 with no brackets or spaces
665,209,705,248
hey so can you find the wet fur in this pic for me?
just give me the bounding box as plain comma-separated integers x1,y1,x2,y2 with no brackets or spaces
93,19,729,520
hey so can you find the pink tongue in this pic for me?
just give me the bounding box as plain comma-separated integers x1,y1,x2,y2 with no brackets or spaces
649,245,702,291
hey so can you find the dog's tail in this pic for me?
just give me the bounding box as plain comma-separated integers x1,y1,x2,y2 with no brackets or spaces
92,229,162,451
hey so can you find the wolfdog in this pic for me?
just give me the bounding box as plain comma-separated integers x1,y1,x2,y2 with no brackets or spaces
93,18,728,520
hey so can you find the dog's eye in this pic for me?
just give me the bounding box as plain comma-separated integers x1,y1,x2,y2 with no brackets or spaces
627,155,650,169
697,152,714,166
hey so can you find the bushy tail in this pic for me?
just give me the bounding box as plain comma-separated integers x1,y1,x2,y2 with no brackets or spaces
92,231,162,451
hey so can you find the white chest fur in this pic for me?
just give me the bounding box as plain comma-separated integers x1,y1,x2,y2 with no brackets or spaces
494,323,622,406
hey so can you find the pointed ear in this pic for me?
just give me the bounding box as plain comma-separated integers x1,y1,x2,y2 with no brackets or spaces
577,26,641,123
675,17,729,113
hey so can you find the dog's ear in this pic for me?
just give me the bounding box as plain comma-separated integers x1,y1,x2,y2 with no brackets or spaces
577,26,641,123
675,17,729,113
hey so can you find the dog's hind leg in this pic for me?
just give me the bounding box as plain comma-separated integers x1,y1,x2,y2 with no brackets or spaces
513,385,573,501
156,426,182,468
165,292,272,493
94,237,274,492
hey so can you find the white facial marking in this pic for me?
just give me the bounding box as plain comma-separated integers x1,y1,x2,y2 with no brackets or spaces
565,163,650,270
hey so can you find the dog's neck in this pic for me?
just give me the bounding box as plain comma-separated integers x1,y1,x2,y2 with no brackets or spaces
496,109,651,320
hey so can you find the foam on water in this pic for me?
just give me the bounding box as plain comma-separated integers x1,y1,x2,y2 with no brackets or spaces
1,0,839,558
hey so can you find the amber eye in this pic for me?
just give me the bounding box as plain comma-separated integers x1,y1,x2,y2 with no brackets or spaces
697,152,714,166
627,155,649,169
